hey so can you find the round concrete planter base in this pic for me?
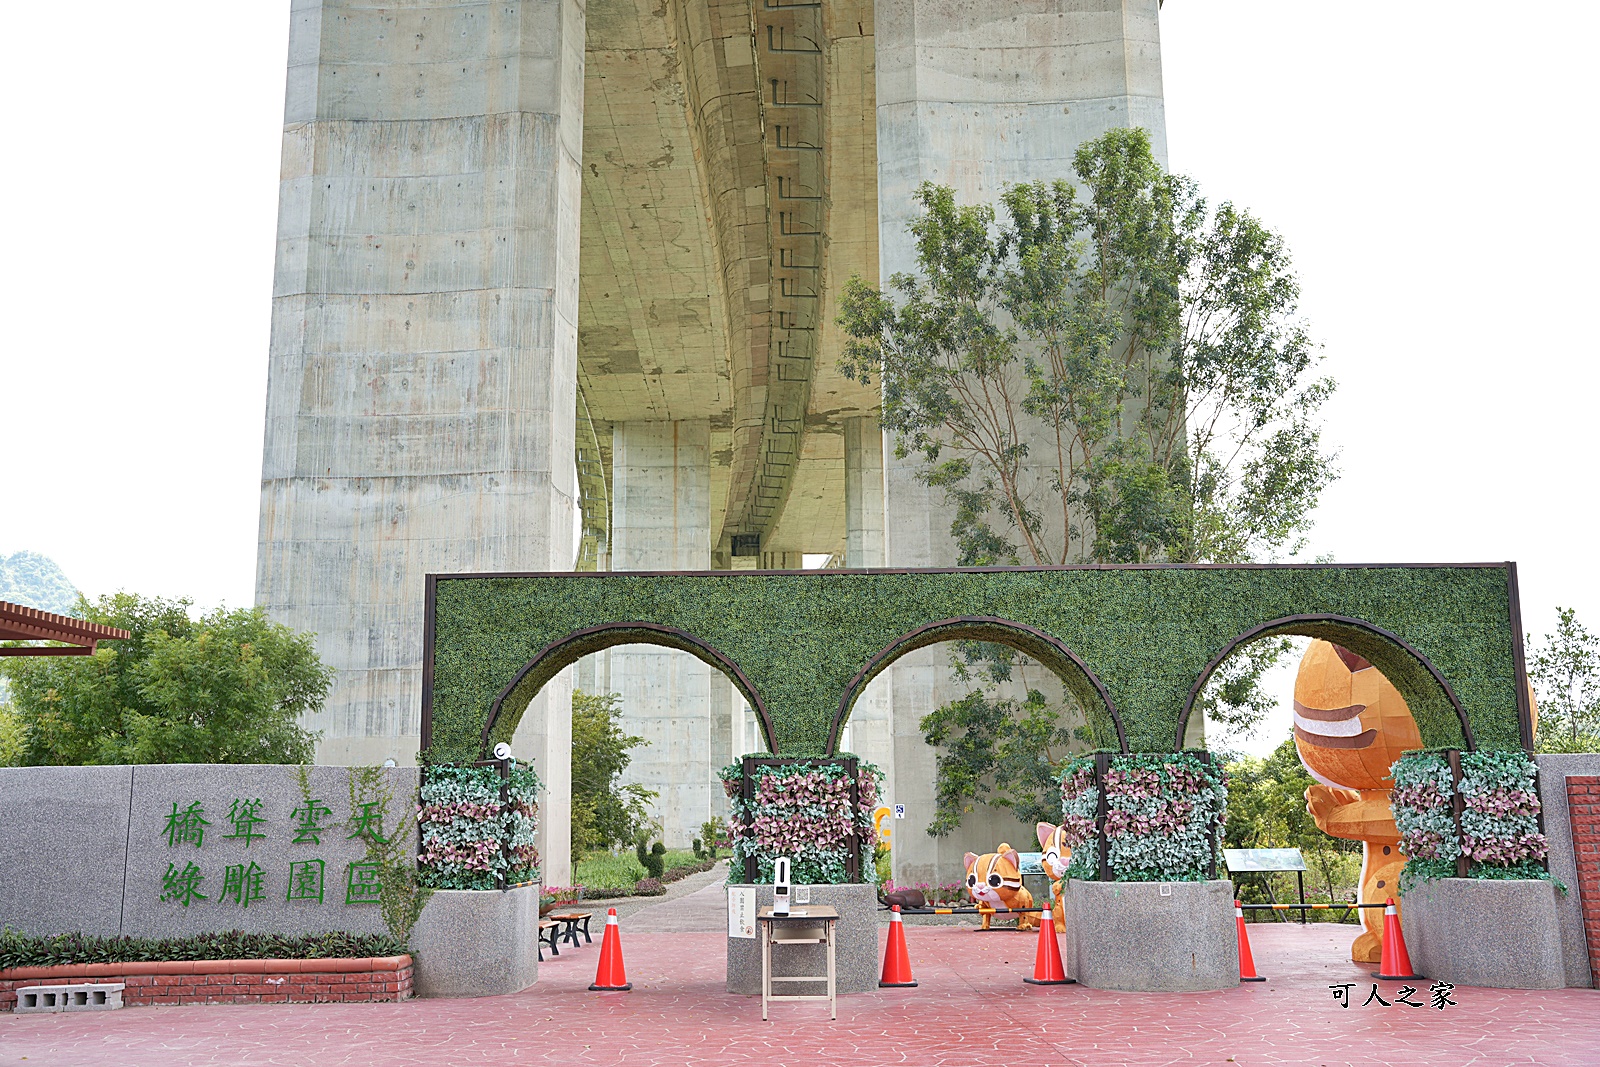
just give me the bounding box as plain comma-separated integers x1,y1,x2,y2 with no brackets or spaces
1399,878,1565,990
1065,879,1238,992
410,884,541,997
725,883,880,994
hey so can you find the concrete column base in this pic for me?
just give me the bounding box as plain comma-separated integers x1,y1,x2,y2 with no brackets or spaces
1400,878,1566,989
1067,879,1238,991
725,884,880,994
411,886,540,997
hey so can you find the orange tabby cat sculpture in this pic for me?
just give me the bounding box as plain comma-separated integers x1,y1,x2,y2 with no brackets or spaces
963,844,1038,930
1293,639,1421,964
1035,822,1071,932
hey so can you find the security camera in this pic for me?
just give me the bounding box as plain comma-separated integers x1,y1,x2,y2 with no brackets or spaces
492,742,512,761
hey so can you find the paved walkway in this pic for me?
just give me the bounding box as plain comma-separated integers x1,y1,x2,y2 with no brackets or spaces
596,861,730,928
2,920,1594,1065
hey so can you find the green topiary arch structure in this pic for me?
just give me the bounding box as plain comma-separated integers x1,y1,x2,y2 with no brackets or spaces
421,563,1534,762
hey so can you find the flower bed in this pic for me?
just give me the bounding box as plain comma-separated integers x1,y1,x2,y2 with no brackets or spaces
0,930,407,970
1392,749,1556,891
723,757,882,884
881,881,965,906
0,930,414,1011
1058,751,1227,882
662,859,717,883
538,885,583,916
417,761,541,890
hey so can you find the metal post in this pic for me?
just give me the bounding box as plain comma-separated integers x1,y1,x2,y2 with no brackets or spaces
844,756,861,883
742,755,758,885
1446,748,1470,878
1296,869,1306,925
1198,750,1218,880
1093,752,1111,882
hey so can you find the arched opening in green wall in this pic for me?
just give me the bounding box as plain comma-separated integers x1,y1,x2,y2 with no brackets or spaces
829,616,1127,754
1175,614,1475,753
480,622,777,758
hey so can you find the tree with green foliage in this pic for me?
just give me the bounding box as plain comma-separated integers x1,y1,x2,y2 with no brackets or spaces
1529,607,1600,752
0,705,25,767
838,127,1336,833
839,127,1334,570
0,593,327,765
1225,739,1359,912
569,689,656,863
919,680,1077,835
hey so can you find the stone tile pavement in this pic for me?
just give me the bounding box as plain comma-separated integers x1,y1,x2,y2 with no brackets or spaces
1,920,1594,1066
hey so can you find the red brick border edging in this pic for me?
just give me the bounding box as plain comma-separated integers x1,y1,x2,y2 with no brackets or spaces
1566,776,1600,986
0,955,413,1009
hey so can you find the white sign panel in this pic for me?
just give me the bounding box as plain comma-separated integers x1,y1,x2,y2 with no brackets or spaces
728,886,756,939
894,804,905,819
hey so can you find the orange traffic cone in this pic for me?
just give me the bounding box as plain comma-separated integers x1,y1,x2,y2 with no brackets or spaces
1235,900,1265,982
1372,898,1422,981
588,907,632,991
1022,894,1073,986
879,905,918,987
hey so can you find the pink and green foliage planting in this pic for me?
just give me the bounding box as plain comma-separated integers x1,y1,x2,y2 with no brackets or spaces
1391,748,1556,891
722,758,882,885
417,762,541,890
1059,751,1227,882
1391,751,1459,865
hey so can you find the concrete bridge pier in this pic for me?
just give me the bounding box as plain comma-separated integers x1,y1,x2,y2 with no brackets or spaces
874,0,1168,886
608,421,726,849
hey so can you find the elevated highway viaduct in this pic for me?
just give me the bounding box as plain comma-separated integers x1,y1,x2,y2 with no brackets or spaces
257,0,1166,881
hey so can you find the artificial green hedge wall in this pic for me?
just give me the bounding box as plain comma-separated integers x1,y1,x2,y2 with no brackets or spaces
424,565,1526,762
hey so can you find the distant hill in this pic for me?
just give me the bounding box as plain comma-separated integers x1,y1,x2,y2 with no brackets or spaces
0,551,81,616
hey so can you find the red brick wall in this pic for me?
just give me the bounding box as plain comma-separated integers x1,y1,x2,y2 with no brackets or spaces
1568,776,1600,986
0,955,412,1010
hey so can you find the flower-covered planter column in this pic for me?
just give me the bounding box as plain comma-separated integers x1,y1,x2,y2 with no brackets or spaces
1393,749,1566,988
1058,751,1237,991
721,757,883,994
412,759,543,997
417,761,541,891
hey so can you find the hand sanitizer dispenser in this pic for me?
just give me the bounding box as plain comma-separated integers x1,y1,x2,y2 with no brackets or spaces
772,856,792,916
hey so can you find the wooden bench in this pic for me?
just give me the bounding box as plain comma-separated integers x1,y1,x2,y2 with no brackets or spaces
537,920,562,961
549,912,592,948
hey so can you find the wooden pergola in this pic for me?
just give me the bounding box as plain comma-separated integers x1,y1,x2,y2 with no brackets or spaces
0,600,129,656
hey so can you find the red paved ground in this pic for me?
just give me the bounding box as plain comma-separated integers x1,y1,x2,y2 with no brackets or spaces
1,922,1595,1066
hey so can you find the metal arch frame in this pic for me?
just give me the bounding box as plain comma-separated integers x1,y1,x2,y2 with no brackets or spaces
827,615,1128,755
475,622,779,760
1174,613,1477,752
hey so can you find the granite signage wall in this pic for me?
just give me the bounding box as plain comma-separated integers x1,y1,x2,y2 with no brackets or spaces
0,765,416,938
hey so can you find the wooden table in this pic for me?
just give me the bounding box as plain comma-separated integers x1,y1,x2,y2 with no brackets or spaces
757,905,838,1021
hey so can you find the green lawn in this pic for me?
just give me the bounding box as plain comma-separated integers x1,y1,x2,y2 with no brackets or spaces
573,849,704,890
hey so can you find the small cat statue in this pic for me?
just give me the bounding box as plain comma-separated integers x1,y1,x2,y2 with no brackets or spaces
1035,822,1071,933
963,843,1037,930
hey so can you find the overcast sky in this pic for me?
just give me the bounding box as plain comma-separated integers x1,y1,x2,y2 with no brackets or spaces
1,2,1594,753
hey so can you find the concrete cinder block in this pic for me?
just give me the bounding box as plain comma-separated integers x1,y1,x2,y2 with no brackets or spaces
725,883,880,995
1400,878,1566,990
14,984,123,1013
410,885,540,997
1067,879,1239,992
0,766,133,937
